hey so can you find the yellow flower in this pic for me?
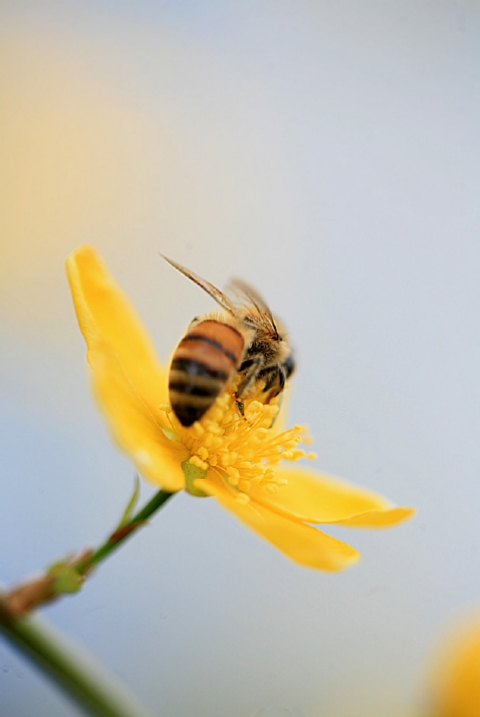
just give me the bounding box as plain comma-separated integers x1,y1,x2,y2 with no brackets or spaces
66,245,414,571
427,613,480,717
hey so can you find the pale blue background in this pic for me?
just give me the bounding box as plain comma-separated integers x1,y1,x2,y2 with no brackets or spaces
1,2,480,716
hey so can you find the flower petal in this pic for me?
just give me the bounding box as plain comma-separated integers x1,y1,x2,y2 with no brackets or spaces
87,335,187,492
249,465,415,527
66,245,169,414
333,506,415,527
199,472,360,571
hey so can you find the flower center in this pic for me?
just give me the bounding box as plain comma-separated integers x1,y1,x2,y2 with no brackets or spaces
162,380,316,501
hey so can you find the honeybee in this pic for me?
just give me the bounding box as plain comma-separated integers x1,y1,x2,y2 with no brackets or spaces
162,256,295,427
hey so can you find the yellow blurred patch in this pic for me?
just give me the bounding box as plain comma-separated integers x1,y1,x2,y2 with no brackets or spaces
427,612,480,717
0,35,161,330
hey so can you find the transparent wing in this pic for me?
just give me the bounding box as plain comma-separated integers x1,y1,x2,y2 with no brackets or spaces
227,277,278,335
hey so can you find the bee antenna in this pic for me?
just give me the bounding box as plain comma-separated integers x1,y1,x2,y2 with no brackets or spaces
159,253,238,316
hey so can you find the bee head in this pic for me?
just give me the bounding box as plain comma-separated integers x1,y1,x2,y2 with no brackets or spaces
283,351,295,378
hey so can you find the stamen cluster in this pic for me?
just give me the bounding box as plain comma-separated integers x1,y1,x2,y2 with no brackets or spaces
163,383,316,503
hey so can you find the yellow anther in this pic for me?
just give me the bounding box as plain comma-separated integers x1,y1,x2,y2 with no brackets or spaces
209,407,223,422
226,466,240,481
289,449,306,460
189,455,208,471
255,428,270,440
193,423,205,437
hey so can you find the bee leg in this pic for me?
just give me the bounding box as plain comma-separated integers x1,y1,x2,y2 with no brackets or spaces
237,355,263,397
259,364,286,402
236,399,245,416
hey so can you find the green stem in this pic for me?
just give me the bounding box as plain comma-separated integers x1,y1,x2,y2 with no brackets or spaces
0,488,175,717
0,608,155,717
76,488,174,574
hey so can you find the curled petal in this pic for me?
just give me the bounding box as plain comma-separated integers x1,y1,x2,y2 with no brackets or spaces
87,336,187,492
200,472,360,571
66,245,169,414
250,466,415,526
334,506,415,528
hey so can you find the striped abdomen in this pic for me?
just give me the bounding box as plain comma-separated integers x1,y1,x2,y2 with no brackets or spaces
169,320,245,427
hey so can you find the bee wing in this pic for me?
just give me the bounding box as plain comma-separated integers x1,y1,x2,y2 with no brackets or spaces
160,254,238,315
227,277,279,336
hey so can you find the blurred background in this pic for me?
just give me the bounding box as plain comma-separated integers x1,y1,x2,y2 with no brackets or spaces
1,1,480,716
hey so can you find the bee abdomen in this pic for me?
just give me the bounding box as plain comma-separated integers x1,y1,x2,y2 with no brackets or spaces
169,320,244,427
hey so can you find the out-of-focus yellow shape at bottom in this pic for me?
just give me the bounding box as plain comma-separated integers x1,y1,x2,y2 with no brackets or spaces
427,613,480,717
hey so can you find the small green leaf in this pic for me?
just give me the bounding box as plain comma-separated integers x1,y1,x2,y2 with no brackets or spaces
47,562,85,594
182,460,209,497
117,475,141,528
54,568,85,594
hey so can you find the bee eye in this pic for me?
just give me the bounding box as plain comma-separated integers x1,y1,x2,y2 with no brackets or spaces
283,353,295,378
